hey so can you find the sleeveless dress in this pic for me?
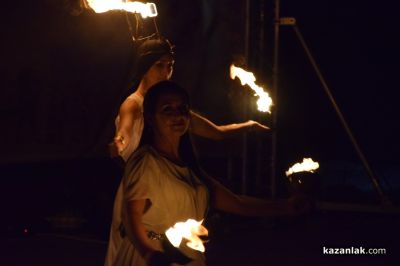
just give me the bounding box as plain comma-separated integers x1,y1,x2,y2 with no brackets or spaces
105,145,209,266
115,92,144,162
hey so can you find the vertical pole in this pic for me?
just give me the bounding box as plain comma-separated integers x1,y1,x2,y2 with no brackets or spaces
245,0,250,60
242,0,251,194
270,0,280,198
256,0,265,192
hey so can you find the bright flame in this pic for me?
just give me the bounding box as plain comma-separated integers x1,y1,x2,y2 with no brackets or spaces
286,158,319,176
165,219,208,252
85,0,157,18
230,64,273,113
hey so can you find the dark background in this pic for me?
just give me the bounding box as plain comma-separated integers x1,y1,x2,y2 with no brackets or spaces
1,0,399,164
1,0,399,265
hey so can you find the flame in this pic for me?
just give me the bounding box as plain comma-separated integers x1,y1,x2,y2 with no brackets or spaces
85,0,157,18
165,219,208,252
230,64,273,113
286,158,319,176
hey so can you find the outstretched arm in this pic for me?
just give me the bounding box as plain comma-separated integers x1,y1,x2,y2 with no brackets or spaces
206,176,309,217
190,111,269,140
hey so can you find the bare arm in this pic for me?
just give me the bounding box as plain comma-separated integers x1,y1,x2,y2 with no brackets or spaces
206,176,309,217
113,99,141,155
126,199,159,262
190,111,269,140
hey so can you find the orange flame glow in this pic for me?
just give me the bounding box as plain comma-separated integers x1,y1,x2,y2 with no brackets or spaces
85,0,157,17
230,64,273,113
165,219,208,252
286,158,319,176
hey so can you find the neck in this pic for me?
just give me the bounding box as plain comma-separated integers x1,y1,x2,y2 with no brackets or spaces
137,78,153,97
152,135,182,164
136,83,146,98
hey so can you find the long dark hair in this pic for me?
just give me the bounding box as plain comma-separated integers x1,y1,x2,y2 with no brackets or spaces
121,38,175,102
139,81,206,182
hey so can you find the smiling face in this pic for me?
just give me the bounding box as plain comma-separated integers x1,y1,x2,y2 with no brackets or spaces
151,92,190,141
143,54,174,89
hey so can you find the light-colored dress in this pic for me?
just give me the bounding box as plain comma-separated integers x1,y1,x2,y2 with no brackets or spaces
105,145,209,266
115,92,144,162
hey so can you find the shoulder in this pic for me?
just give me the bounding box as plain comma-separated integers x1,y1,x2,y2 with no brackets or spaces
119,94,142,117
126,145,153,167
122,146,161,199
124,146,160,177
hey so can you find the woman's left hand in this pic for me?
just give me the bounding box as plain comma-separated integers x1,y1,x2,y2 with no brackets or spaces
247,120,271,132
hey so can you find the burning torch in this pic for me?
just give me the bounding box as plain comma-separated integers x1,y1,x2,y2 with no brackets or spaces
67,0,160,40
230,64,273,113
285,158,321,198
66,0,157,17
229,64,273,193
83,0,157,18
148,219,208,265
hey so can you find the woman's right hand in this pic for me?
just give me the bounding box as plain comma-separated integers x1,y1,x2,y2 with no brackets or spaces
113,134,128,155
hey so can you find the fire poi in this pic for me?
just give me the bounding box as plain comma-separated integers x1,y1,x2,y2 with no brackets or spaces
285,158,321,197
286,158,319,177
230,64,273,113
84,0,157,17
165,219,208,252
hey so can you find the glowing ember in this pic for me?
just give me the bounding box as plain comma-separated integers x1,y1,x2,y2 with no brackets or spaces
85,0,157,18
165,219,208,252
286,158,319,176
230,64,273,113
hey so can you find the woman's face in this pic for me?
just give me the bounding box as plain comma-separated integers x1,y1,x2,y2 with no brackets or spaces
144,54,174,88
151,92,190,140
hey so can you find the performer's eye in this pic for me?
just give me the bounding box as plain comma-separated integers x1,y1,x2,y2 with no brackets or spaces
161,106,174,115
160,104,189,116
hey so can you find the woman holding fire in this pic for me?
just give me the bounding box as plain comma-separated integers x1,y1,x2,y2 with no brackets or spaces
105,81,309,266
111,37,269,162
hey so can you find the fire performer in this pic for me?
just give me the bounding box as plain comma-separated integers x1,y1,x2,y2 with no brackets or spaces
111,37,269,162
105,81,310,266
